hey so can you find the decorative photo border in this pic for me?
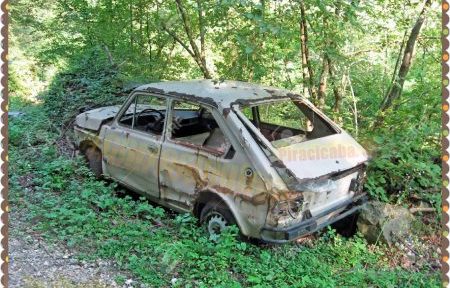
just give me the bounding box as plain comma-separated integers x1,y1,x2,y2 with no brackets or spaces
443,1,449,287
0,0,7,287
0,1,445,287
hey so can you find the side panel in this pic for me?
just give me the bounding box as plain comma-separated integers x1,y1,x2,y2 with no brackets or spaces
101,91,169,198
159,106,270,237
102,126,161,197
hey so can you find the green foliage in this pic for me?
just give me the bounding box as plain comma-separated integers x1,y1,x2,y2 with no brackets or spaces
362,62,441,205
40,48,127,125
54,0,440,206
9,94,440,288
365,125,440,205
9,0,441,286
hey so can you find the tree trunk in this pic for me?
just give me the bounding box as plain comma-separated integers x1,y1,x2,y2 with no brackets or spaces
379,0,431,112
109,0,115,50
196,0,208,77
380,30,407,109
299,1,316,100
103,45,114,66
129,1,134,51
329,58,343,114
146,11,152,59
317,54,329,109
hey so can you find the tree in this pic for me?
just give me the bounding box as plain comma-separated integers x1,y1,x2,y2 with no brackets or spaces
161,0,213,79
379,0,432,112
299,1,316,101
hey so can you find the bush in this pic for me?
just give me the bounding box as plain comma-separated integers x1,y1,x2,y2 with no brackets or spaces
364,118,440,210
40,47,128,126
9,92,440,287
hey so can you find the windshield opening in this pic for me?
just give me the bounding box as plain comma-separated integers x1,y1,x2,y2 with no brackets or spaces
239,99,338,149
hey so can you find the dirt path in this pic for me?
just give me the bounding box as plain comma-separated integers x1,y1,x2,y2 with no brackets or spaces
8,210,142,288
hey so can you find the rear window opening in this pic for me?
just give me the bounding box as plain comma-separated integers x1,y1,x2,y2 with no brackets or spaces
169,100,235,158
239,99,338,148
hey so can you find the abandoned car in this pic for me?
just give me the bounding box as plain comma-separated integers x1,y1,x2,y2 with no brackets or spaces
74,80,369,242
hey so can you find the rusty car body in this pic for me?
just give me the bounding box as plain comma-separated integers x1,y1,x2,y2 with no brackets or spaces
74,80,369,242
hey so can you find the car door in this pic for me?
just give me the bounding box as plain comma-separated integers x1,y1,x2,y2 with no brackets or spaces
102,92,168,198
158,99,237,211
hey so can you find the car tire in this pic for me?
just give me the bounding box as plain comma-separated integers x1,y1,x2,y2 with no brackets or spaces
84,146,103,177
200,200,237,239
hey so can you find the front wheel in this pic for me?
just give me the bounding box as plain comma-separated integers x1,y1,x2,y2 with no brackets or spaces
200,200,236,239
84,146,103,177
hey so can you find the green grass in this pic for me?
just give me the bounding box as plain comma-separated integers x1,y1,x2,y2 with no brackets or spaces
9,96,440,287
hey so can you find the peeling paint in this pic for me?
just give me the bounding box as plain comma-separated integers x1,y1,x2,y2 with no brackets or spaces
74,79,369,242
222,108,231,118
211,185,268,205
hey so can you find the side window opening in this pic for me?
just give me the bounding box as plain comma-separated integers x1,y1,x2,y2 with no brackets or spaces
118,94,167,136
169,100,234,158
240,99,337,148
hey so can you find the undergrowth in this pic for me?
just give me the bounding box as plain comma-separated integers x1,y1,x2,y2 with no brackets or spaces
9,93,440,287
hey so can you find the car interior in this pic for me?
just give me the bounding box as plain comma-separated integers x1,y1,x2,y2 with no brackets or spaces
241,100,337,148
170,104,233,156
242,105,308,148
118,105,167,135
119,101,234,157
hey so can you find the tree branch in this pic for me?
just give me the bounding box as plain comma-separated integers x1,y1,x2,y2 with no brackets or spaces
161,24,196,59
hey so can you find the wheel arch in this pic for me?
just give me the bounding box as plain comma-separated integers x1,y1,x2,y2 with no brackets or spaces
193,190,251,236
79,139,101,153
79,140,103,177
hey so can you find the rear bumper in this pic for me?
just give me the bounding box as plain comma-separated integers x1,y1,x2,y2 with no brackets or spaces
260,193,367,243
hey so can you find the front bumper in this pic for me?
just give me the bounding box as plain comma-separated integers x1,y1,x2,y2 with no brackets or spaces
260,193,367,243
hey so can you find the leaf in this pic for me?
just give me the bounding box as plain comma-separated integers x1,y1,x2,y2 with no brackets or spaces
247,275,262,284
373,135,384,144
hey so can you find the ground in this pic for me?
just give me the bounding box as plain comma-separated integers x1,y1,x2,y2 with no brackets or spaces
8,107,441,287
9,210,138,288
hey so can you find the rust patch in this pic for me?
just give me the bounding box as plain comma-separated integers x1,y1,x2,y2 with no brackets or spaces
229,95,288,107
173,164,268,205
205,170,220,177
144,87,165,94
223,108,231,118
170,139,224,157
173,163,208,190
273,189,303,201
286,92,300,98
245,173,254,189
172,139,201,150
137,88,219,108
167,91,218,108
211,185,267,205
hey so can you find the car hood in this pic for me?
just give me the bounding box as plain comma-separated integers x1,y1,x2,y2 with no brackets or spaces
275,132,369,180
75,106,122,131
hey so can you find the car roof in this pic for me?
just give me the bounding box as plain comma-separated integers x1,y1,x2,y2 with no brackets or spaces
134,79,305,110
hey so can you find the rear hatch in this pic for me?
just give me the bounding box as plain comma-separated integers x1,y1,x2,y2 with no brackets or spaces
234,97,369,217
275,132,367,179
274,132,368,215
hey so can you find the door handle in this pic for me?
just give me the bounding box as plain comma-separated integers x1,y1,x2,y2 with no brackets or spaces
147,143,159,154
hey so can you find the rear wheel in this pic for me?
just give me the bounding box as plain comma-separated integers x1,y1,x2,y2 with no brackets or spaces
84,146,103,177
200,200,236,239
